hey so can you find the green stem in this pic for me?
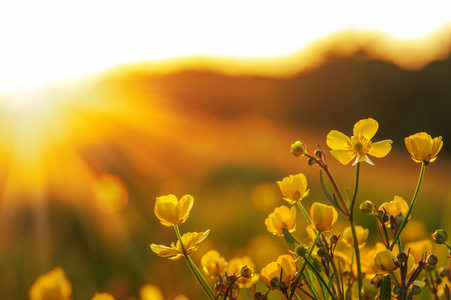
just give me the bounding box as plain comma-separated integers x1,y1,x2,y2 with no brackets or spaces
289,231,322,300
303,256,337,300
444,243,451,252
174,225,217,300
348,162,363,300
390,162,426,250
297,201,313,226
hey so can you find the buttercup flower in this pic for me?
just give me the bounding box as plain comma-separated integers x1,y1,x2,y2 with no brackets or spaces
405,132,443,164
154,194,194,227
342,226,369,248
327,118,393,165
310,202,338,232
374,249,397,275
29,267,72,300
277,174,309,204
260,255,297,289
227,256,259,288
92,293,115,300
201,250,227,278
150,230,210,260
265,206,296,236
140,284,164,300
379,196,408,222
405,239,433,263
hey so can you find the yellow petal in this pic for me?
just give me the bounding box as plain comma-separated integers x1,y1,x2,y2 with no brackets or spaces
176,195,194,223
369,140,393,158
353,118,379,140
327,130,350,150
431,136,443,157
330,149,355,165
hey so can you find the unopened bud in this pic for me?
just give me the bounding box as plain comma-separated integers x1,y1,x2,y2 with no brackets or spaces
307,158,317,166
362,282,378,299
296,245,308,257
270,277,281,288
425,263,436,272
314,149,324,160
359,201,374,215
291,141,306,157
395,213,405,225
412,285,421,295
436,277,443,285
254,291,264,300
381,214,389,223
439,267,449,278
317,247,327,258
329,234,339,244
240,266,253,279
432,229,448,244
397,252,408,263
393,285,401,295
426,254,438,265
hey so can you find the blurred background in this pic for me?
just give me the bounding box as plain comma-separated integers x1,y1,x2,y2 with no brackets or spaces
0,1,451,299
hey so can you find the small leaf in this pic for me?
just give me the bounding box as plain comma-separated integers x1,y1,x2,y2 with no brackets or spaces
444,284,450,300
379,275,391,300
345,288,352,300
283,228,300,252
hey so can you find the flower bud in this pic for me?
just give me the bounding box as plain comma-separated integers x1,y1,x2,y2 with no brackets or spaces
307,158,317,166
359,201,374,215
314,149,324,160
412,285,421,295
270,277,281,288
439,267,449,278
393,285,401,295
425,264,436,271
432,229,448,244
291,141,306,157
362,282,378,299
240,266,253,279
329,234,339,245
254,291,263,300
317,247,327,258
436,277,442,285
296,245,307,257
426,254,438,265
397,252,408,263
395,213,405,225
381,214,389,223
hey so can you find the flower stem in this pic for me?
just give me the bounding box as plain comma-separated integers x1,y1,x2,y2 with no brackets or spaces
348,162,363,300
390,162,426,251
174,225,217,300
297,200,313,226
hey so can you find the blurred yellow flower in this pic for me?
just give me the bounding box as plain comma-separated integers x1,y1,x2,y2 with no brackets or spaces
260,255,297,289
374,250,397,275
201,250,227,278
341,226,369,248
379,196,408,221
362,243,386,276
310,202,338,232
154,194,194,227
92,292,115,300
173,295,190,300
140,284,164,300
227,256,259,288
327,118,392,165
150,230,210,260
405,132,443,164
29,267,72,300
277,174,309,205
265,206,296,236
405,239,433,263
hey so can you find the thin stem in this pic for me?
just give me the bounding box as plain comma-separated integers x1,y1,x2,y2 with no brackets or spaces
348,162,363,300
289,231,322,300
174,225,217,300
297,201,313,226
303,256,337,300
390,162,426,250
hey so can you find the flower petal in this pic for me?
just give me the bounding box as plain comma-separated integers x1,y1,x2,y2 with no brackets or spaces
353,118,378,140
327,130,350,150
330,149,355,165
431,136,443,158
369,140,393,158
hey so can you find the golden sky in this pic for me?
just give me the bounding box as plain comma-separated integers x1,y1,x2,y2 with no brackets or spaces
1,0,451,92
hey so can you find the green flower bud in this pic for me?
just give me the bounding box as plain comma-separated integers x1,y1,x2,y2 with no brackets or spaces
393,285,401,295
270,276,281,288
307,158,317,166
291,141,306,157
425,263,436,272
381,214,389,223
432,229,448,244
439,267,449,278
426,254,438,265
317,247,327,258
296,245,308,257
436,277,442,285
397,252,408,263
240,266,253,279
314,149,324,160
359,201,374,215
395,213,405,225
412,285,421,295
329,234,339,244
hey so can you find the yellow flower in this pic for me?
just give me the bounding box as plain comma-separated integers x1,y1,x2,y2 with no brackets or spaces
405,132,443,164
277,174,309,205
227,256,259,288
154,194,194,227
341,226,369,248
201,250,227,278
92,293,115,300
310,202,338,232
374,249,397,275
150,230,210,260
405,239,433,263
265,206,296,236
260,255,297,289
140,284,164,300
362,243,386,276
379,196,408,221
327,118,393,165
29,267,72,300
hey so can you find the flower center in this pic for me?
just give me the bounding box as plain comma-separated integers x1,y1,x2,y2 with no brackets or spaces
347,135,372,156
